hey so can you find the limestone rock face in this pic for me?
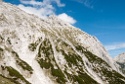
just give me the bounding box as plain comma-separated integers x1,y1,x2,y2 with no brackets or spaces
0,1,125,84
115,53,125,75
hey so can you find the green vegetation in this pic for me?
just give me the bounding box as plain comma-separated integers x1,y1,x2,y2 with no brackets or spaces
51,65,66,83
37,38,67,83
0,75,15,84
75,45,125,83
37,59,51,69
12,51,19,57
36,37,125,84
0,47,3,59
75,45,85,52
37,38,53,69
55,41,84,67
61,50,83,67
73,75,84,84
16,60,33,72
12,51,33,72
0,47,3,51
7,38,11,45
28,43,37,51
55,40,99,83
101,68,125,83
0,35,4,42
64,70,98,84
37,57,67,83
84,50,109,66
116,62,125,75
76,71,98,84
5,66,31,84
6,66,22,78
75,45,109,66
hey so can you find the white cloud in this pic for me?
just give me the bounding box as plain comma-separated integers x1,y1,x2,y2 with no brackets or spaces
57,13,76,24
17,0,76,24
53,0,65,7
105,42,125,51
17,0,65,18
18,4,54,18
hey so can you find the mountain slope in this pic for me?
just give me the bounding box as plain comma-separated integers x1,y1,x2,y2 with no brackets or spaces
0,1,125,84
115,53,125,75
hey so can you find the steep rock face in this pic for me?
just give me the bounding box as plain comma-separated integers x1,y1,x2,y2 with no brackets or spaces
115,53,125,75
0,1,125,84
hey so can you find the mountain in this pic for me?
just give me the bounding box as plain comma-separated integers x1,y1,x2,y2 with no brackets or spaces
0,1,125,84
115,53,125,76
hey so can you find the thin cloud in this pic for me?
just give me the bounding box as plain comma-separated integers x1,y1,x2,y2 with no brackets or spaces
20,0,65,7
58,13,76,24
105,42,125,51
73,0,95,9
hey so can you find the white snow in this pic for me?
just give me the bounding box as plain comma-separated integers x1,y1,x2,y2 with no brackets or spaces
27,60,54,84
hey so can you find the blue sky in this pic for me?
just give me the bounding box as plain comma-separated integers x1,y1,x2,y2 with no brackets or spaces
4,0,125,57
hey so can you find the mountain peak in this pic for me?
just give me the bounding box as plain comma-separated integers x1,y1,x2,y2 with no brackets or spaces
46,14,72,28
48,15,58,19
114,52,125,76
115,52,125,63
